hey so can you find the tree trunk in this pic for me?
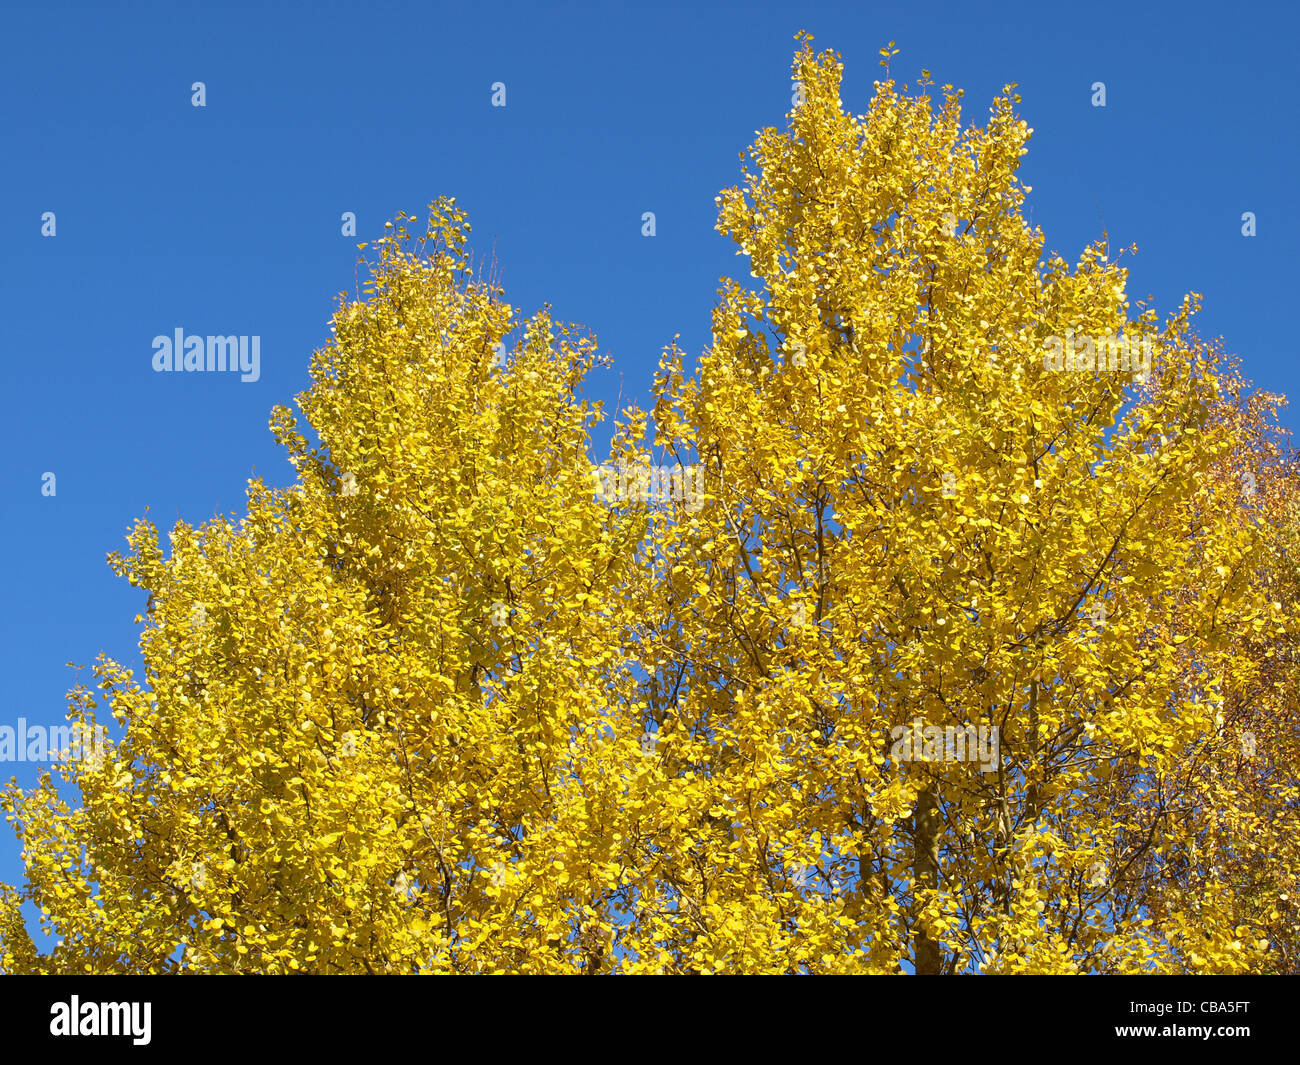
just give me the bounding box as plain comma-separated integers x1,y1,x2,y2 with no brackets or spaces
913,786,942,974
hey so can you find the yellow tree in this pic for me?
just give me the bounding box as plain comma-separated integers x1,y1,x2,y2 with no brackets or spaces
633,36,1292,973
3,41,1294,976
1,202,654,974
1129,366,1300,973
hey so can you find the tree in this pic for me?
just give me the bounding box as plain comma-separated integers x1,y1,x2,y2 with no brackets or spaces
3,39,1295,975
1127,365,1300,973
2,203,652,974
634,36,1295,973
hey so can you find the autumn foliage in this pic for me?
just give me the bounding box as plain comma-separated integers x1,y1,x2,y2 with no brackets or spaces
3,38,1296,974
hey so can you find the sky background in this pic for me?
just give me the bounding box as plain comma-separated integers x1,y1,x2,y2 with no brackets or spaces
1,0,1295,936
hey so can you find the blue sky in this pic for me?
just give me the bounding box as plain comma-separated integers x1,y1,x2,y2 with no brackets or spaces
0,0,1295,924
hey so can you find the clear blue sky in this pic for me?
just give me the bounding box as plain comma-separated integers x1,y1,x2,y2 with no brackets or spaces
1,0,1295,919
